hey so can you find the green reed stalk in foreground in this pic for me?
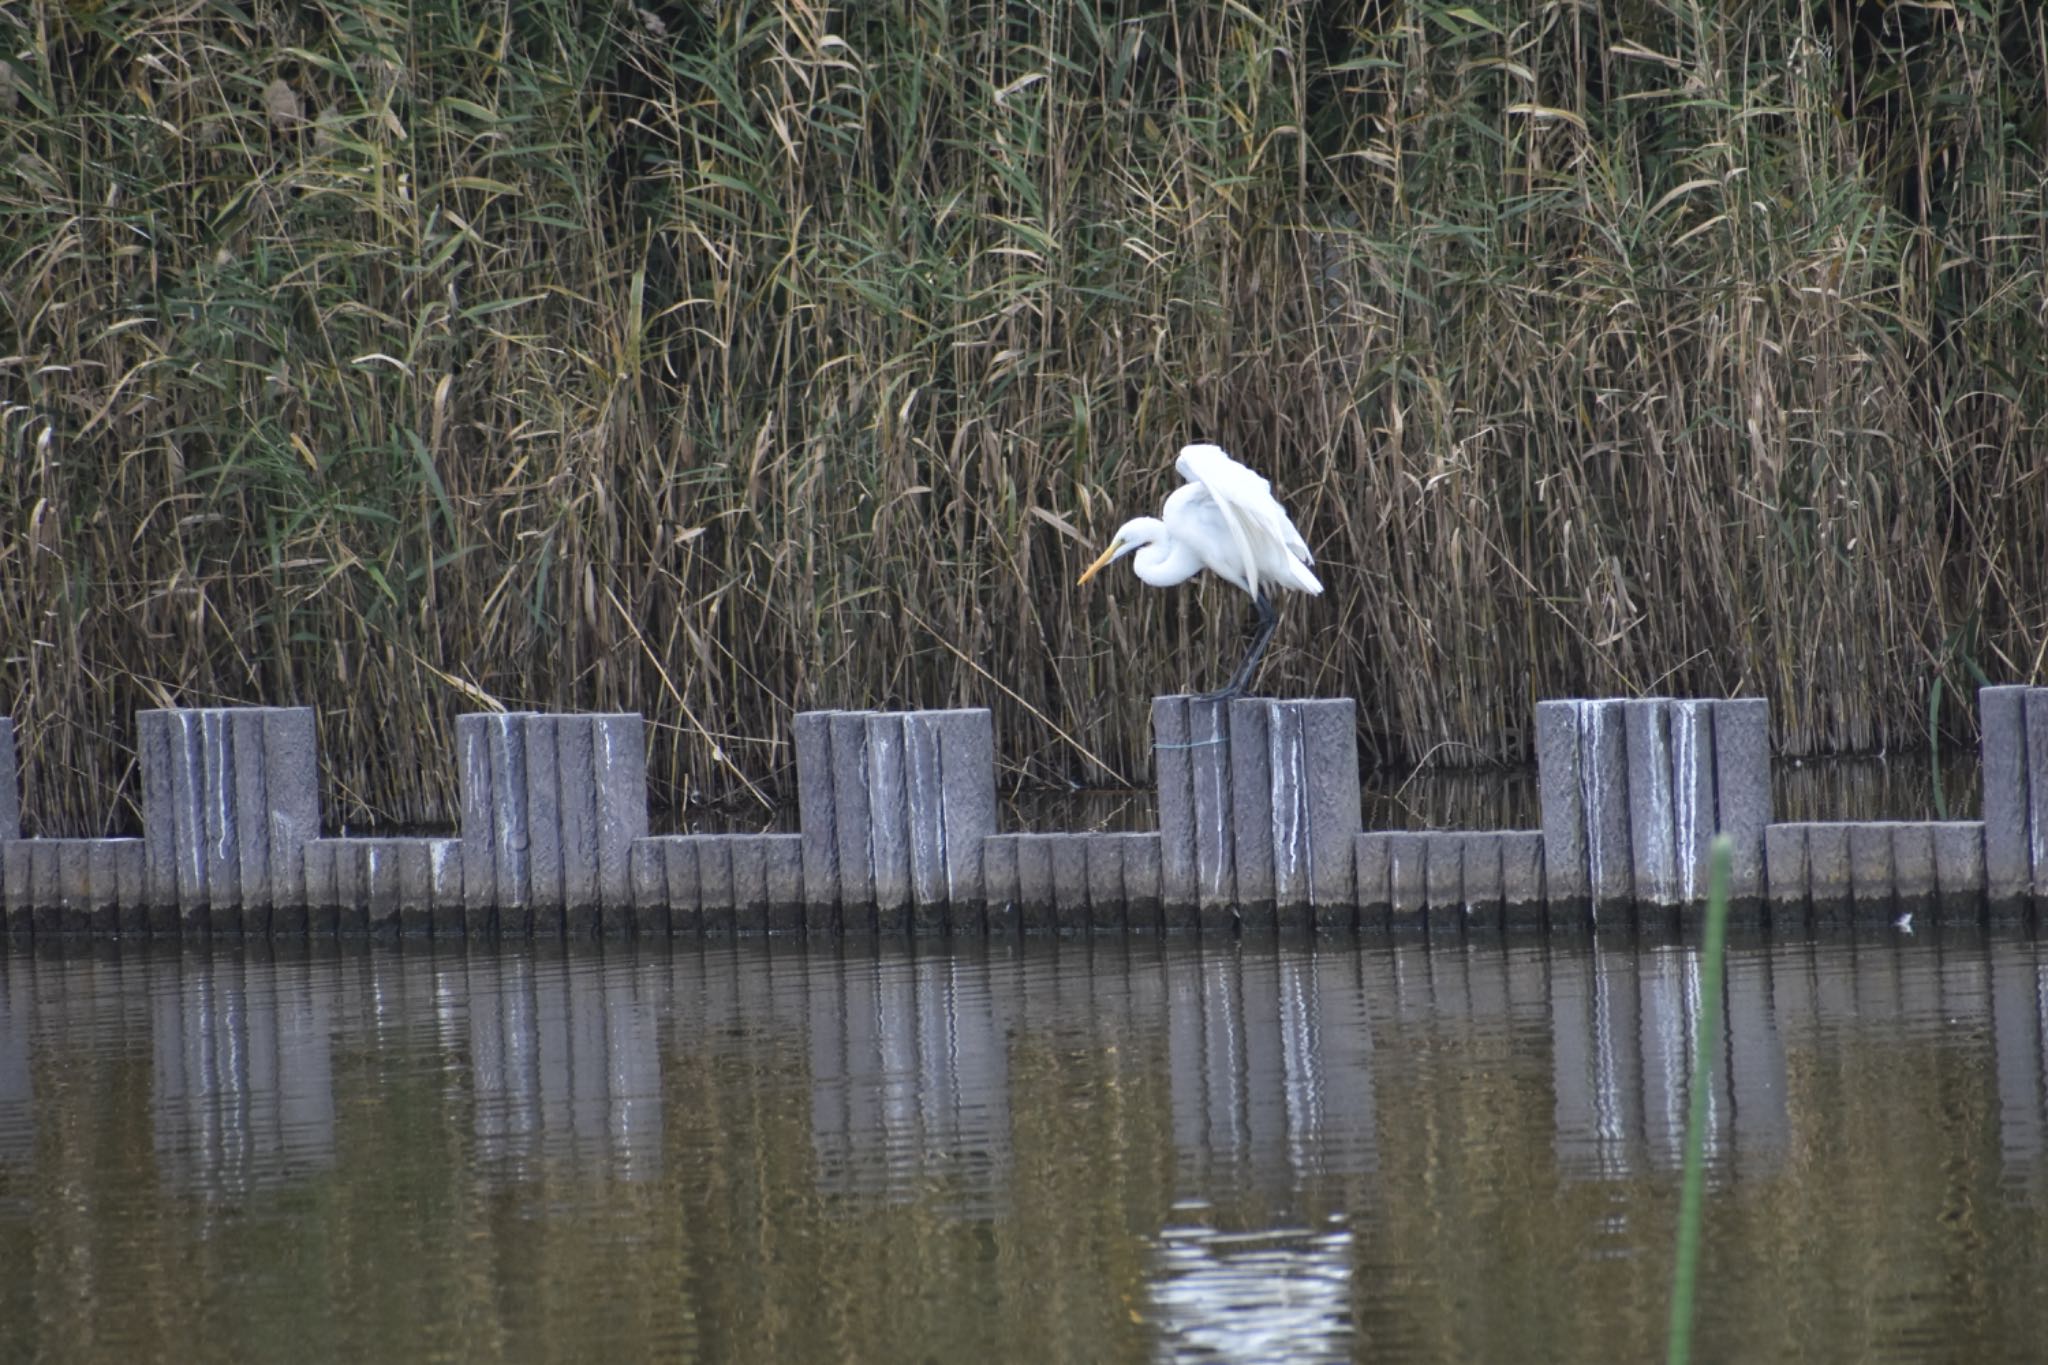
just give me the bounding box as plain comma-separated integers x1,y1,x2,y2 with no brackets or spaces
1667,835,1734,1365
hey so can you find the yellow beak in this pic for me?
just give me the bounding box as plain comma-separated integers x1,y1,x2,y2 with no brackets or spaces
1076,539,1124,587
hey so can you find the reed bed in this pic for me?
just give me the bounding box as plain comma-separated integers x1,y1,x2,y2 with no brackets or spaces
3,1,2045,832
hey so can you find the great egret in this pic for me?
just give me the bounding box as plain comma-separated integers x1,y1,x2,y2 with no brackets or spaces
1076,442,1322,700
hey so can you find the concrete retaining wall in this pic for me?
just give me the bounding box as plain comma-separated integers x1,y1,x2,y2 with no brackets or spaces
3,686,2047,939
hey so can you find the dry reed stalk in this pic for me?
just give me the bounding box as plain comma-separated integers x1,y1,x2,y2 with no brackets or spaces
2,0,2043,832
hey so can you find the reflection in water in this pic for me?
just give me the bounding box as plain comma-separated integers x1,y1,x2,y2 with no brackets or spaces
804,951,1011,1213
1149,1210,1354,1363
0,958,29,1167
466,953,662,1182
1168,953,1377,1197
150,953,335,1198
2,933,2048,1362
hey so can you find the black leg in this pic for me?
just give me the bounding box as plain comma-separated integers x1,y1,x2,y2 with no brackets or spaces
1198,595,1278,702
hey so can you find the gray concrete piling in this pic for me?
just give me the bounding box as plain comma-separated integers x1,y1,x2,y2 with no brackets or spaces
793,709,996,934
136,707,321,934
1538,696,1773,921
1981,684,2048,914
0,685,2043,939
1155,696,1360,929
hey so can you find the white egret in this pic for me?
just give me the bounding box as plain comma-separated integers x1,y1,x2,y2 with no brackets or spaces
1076,442,1322,700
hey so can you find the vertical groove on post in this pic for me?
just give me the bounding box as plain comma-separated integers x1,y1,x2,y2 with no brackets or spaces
0,718,17,843
1500,830,1545,929
1670,701,1717,905
1712,699,1772,908
593,714,647,919
1462,831,1505,931
1932,822,1985,923
663,837,702,938
763,834,804,934
1535,701,1589,906
1891,823,1936,910
1980,685,2029,908
698,835,736,935
1267,701,1309,929
1847,822,1896,923
430,838,464,938
169,711,209,932
865,713,912,932
1356,832,1393,933
1764,823,1809,929
730,836,769,934
828,712,874,932
794,712,840,934
1301,699,1361,920
1423,833,1463,939
1578,701,1633,919
558,717,599,927
457,714,496,934
1153,696,1196,926
523,714,564,937
139,711,175,911
2025,690,2048,907
230,710,271,929
1186,697,1235,932
489,713,532,935
982,834,1019,936
937,710,996,918
200,709,240,933
265,709,319,927
1227,699,1275,917
629,839,666,938
1624,699,1677,907
903,713,947,918
1086,835,1126,933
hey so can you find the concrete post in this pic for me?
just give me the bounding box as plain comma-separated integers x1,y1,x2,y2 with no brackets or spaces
793,708,996,934
1539,696,1771,918
1931,822,1985,922
1535,700,1631,918
1712,699,1772,908
1980,685,2046,914
456,712,647,937
1156,696,1359,932
138,707,320,934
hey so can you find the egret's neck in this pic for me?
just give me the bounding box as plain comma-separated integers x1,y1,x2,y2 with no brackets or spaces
1132,532,1203,588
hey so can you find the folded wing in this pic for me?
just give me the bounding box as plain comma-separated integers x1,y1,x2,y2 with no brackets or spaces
1174,443,1322,599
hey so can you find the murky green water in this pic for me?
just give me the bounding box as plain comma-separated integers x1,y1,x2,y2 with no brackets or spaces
3,930,2045,1363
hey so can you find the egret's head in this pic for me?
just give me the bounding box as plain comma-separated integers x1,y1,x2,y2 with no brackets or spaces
1076,518,1162,586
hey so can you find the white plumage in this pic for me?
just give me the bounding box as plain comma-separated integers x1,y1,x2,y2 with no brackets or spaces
1077,443,1322,699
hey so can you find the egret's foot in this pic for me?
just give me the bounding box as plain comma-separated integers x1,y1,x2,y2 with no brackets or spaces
1195,684,1247,704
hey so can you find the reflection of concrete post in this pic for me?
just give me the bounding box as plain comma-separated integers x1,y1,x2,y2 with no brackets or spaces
138,708,320,935
1981,685,2048,915
793,710,996,935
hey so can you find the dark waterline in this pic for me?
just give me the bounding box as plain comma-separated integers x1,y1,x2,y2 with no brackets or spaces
2,929,2045,1363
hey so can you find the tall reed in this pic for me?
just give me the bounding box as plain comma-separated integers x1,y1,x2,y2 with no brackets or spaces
3,1,2044,831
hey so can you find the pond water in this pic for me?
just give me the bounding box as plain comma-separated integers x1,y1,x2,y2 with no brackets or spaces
3,930,2045,1363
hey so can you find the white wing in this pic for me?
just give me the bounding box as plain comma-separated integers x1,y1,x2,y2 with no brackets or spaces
1173,443,1321,599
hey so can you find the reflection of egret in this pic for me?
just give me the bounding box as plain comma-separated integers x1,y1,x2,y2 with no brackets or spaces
1077,443,1322,700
